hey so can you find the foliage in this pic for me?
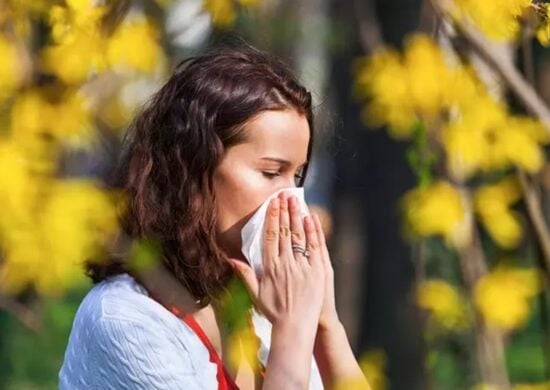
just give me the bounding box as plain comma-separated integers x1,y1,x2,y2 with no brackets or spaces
355,0,550,387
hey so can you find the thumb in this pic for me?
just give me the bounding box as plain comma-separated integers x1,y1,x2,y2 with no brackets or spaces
229,259,259,300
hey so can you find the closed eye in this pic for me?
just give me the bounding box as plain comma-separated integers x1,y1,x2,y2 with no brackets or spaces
262,171,280,178
262,170,305,181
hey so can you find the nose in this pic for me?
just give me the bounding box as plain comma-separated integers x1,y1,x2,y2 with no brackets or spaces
275,178,297,197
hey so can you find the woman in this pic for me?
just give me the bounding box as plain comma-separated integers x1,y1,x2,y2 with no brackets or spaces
59,44,369,389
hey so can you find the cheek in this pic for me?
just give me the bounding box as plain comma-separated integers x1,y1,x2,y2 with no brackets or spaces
213,168,276,257
214,167,272,231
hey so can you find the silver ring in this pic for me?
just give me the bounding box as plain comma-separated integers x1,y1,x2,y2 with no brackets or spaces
292,244,310,257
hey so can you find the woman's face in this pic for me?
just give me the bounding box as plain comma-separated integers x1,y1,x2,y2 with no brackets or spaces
213,109,310,260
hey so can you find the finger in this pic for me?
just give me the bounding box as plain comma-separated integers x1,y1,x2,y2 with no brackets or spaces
229,259,259,300
312,212,331,267
278,192,292,258
303,215,321,266
263,198,280,270
289,195,307,260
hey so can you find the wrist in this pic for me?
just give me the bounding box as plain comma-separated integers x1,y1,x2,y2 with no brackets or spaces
315,318,347,350
272,315,318,338
267,318,317,390
318,314,343,334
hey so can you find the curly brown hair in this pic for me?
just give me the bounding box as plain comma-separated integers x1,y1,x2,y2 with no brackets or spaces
86,44,314,306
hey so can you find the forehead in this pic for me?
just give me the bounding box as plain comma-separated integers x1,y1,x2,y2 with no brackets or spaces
241,109,310,160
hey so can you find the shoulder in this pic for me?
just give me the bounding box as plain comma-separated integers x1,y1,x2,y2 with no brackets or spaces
59,273,218,389
72,273,173,326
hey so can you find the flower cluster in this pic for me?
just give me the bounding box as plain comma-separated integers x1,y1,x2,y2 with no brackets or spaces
354,34,481,139
357,33,549,250
474,177,524,249
474,265,542,330
401,181,471,248
453,0,532,41
42,1,165,84
417,279,470,331
0,0,170,295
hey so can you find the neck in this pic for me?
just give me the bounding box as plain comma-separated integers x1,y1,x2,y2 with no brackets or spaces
134,263,229,359
134,263,201,315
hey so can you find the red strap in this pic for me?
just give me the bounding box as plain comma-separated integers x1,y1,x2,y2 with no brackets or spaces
170,306,240,390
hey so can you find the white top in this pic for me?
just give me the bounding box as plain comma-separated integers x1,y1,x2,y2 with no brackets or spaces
59,273,324,389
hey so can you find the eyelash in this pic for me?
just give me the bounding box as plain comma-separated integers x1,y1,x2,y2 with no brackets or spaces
262,171,304,180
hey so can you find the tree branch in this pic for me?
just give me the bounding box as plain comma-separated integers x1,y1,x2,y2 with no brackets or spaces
431,0,550,131
0,294,42,332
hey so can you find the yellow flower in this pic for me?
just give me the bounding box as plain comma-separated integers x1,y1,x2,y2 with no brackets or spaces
10,89,94,154
0,141,40,230
474,177,523,248
355,48,416,138
401,181,471,248
49,2,106,43
53,91,95,146
474,265,542,330
41,28,106,84
66,0,95,12
9,91,59,171
443,96,548,180
0,35,23,101
354,34,482,139
445,66,486,109
42,4,107,84
107,18,164,74
203,0,236,28
0,179,120,295
505,116,550,170
0,147,120,296
36,180,119,293
358,349,386,390
454,0,532,41
443,96,505,179
405,35,452,119
417,279,469,330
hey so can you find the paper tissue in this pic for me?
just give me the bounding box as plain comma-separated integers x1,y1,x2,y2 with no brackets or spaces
240,187,324,390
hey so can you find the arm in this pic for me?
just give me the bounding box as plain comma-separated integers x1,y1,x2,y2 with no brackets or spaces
314,320,370,389
310,213,370,389
262,320,318,389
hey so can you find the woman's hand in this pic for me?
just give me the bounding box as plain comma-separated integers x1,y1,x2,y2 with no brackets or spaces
230,191,325,329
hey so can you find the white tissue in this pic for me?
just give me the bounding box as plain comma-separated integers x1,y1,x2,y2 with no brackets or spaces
239,187,324,390
240,187,310,277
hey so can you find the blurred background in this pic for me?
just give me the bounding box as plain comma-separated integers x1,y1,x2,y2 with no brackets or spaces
1,0,550,389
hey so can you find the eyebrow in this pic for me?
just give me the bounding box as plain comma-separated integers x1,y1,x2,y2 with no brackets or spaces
261,157,308,167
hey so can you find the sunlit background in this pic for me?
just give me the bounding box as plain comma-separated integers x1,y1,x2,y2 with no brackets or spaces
1,0,550,389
